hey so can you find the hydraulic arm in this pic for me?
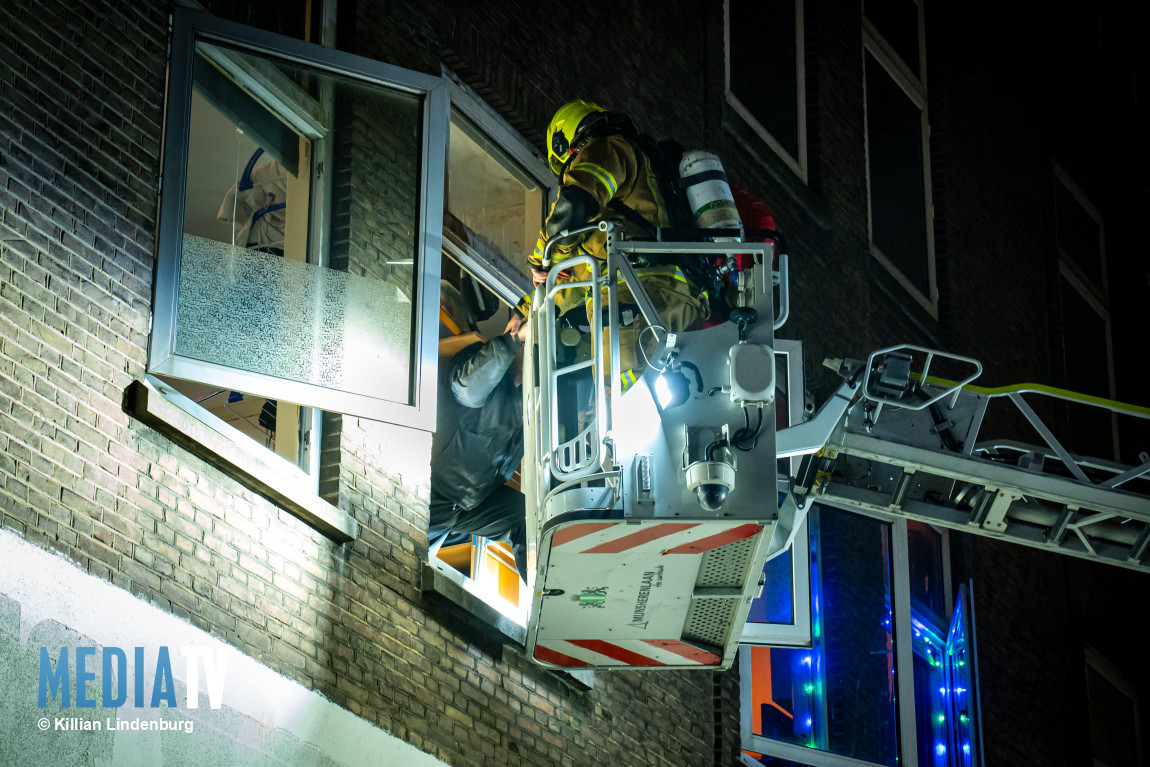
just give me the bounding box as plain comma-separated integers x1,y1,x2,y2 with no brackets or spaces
782,347,1150,572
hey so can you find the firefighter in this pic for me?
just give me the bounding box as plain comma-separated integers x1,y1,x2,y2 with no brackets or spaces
429,283,529,581
527,99,709,388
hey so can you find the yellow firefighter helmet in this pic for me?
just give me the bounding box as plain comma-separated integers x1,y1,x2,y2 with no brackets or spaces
546,99,605,174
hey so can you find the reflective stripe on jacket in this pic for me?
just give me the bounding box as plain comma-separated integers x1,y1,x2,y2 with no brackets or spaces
528,134,668,270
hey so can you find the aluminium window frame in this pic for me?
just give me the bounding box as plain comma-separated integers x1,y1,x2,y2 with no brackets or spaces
422,73,554,637
723,0,809,182
740,339,813,646
862,0,939,319
741,506,934,767
150,8,449,432
1085,643,1144,767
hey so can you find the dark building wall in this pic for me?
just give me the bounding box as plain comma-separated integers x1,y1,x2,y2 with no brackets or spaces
929,3,1150,765
2,1,1148,766
0,1,728,766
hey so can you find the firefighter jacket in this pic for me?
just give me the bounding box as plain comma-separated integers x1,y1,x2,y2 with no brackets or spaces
533,133,669,265
523,134,711,387
525,134,671,317
430,334,523,512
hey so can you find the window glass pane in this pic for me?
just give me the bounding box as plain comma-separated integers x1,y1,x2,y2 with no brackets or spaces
156,376,288,447
945,588,980,767
914,653,946,766
1087,665,1139,766
911,615,948,767
865,0,920,75
447,113,543,274
907,521,945,617
197,0,314,40
748,546,793,624
747,507,899,765
177,40,422,405
866,51,929,295
1060,274,1109,395
1055,181,1104,288
1059,275,1112,457
729,0,800,160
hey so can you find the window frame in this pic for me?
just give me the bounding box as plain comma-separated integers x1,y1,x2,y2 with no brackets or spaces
741,505,979,767
1052,163,1118,458
150,8,449,432
724,0,809,182
741,339,813,647
862,0,938,318
421,74,555,638
1085,644,1144,767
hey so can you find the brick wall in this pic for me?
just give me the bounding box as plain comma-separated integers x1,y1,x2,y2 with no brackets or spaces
0,1,738,765
3,0,1148,766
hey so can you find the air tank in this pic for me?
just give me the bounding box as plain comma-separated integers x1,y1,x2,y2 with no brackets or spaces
678,150,741,238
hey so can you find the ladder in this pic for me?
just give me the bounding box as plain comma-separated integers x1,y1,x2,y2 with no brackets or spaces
778,346,1150,573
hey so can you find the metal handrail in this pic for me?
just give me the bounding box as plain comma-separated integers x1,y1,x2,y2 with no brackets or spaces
916,376,1150,419
537,225,784,485
914,371,1150,488
863,344,983,411
537,253,606,483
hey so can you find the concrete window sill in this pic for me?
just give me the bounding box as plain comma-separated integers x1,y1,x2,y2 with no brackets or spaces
125,376,356,543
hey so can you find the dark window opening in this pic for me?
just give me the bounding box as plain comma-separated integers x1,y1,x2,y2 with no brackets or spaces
730,0,801,161
865,0,921,74
866,51,929,296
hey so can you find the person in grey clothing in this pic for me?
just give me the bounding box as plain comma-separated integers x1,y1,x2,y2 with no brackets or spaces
429,305,529,582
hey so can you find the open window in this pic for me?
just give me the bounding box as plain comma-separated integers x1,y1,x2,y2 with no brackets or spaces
939,584,983,766
137,9,448,538
741,340,812,647
427,262,531,625
149,9,448,437
740,508,982,767
422,79,552,636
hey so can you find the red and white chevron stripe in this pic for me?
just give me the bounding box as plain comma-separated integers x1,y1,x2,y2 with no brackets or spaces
549,521,762,555
534,638,722,668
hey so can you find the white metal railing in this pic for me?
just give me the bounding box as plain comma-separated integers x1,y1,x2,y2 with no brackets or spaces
533,225,786,487
862,344,983,411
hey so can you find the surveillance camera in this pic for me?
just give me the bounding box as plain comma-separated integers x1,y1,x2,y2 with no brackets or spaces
685,459,736,513
695,482,730,512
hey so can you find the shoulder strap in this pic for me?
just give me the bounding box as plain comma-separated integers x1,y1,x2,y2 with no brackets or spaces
633,135,694,229
606,198,657,236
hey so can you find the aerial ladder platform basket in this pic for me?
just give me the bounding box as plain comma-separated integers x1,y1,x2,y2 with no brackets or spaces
522,222,791,671
520,225,1150,674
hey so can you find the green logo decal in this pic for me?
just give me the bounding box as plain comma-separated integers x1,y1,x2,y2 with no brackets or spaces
572,587,608,608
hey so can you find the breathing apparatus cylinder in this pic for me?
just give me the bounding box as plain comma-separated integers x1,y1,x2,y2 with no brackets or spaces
679,150,741,241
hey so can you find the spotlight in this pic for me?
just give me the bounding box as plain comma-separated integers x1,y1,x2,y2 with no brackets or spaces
655,366,691,409
654,354,700,410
